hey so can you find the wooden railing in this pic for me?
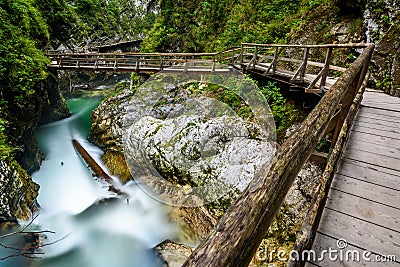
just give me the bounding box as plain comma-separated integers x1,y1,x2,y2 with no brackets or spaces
182,44,375,267
46,50,237,73
47,43,368,93
239,43,369,93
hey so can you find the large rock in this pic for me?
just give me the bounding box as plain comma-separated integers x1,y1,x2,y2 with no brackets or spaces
125,115,275,195
0,160,39,220
90,82,276,241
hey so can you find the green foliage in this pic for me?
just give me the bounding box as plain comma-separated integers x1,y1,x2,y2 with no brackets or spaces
260,82,303,141
67,0,157,44
0,118,14,159
185,82,255,121
143,0,308,52
0,0,50,106
34,0,78,44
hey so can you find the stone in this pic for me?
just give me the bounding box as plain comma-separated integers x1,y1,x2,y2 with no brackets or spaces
154,240,193,267
0,160,39,220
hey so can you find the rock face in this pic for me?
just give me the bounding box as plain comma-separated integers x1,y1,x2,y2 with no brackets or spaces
0,159,39,220
288,0,400,97
7,71,70,173
126,115,275,194
364,0,400,96
0,71,69,221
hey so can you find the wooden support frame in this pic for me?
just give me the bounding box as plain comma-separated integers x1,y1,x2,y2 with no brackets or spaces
182,44,375,267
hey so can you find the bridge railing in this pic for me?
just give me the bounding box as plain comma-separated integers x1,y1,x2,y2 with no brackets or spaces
182,44,375,267
239,43,369,93
46,51,237,73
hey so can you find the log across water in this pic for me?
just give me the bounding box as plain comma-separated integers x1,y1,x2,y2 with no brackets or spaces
72,139,123,195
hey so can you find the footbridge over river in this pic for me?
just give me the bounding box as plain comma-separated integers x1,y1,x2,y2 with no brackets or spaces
47,43,400,266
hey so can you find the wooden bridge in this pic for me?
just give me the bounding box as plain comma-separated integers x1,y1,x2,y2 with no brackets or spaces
47,43,367,94
47,43,400,266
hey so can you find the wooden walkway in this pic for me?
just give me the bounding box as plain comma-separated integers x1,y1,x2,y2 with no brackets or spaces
307,89,400,266
46,43,369,94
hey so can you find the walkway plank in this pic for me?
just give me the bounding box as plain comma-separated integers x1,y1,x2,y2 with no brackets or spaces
358,106,400,118
325,190,400,231
331,175,400,208
316,209,400,259
309,233,399,266
342,149,400,171
337,159,400,191
349,130,400,147
310,91,400,266
345,139,400,160
356,115,400,128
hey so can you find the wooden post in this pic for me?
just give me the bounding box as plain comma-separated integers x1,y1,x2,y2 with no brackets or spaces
253,45,258,69
212,55,216,72
182,44,375,267
113,57,117,70
240,43,244,65
290,47,309,82
266,47,279,74
94,56,98,69
320,47,332,92
135,56,139,71
184,56,188,72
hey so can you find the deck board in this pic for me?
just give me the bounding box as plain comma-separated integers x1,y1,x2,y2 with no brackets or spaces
337,159,400,191
316,209,400,260
309,233,399,266
309,91,400,266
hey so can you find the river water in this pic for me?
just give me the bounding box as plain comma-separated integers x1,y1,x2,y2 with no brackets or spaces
1,94,175,267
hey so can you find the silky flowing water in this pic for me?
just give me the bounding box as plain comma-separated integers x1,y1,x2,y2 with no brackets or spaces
1,95,174,267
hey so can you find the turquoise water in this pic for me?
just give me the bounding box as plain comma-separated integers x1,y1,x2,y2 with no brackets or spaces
0,96,174,267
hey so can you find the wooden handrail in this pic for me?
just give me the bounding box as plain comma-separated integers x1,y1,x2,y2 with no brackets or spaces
241,43,371,48
182,44,375,267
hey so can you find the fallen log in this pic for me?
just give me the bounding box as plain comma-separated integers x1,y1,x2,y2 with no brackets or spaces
72,139,123,195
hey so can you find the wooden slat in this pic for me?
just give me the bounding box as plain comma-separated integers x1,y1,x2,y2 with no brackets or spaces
345,139,400,160
343,147,400,171
356,114,400,126
358,106,400,118
310,233,399,266
353,120,400,134
351,124,400,139
331,175,400,208
359,107,400,121
337,159,400,191
349,130,400,147
317,208,400,258
326,190,400,231
361,103,400,111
